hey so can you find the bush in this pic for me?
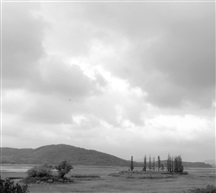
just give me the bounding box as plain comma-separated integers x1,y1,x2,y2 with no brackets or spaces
55,161,73,178
0,178,29,193
188,185,216,193
27,164,52,178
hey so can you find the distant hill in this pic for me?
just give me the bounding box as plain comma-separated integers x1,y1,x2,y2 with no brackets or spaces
1,144,129,166
182,161,212,168
204,160,216,168
1,144,213,168
144,160,212,168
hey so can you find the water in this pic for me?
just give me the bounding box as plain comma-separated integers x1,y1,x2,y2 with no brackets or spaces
1,164,215,175
0,164,36,173
185,167,216,178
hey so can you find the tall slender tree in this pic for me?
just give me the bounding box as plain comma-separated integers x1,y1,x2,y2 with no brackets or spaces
171,156,174,173
149,155,152,171
167,154,171,172
158,156,161,171
178,155,183,173
174,156,178,173
143,155,147,171
130,156,134,171
153,157,155,171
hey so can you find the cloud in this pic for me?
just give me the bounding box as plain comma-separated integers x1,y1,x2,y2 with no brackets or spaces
2,2,215,162
52,2,214,108
2,3,46,88
143,8,215,108
37,56,102,98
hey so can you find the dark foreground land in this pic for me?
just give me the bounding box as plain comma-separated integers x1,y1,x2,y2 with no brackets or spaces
1,165,216,193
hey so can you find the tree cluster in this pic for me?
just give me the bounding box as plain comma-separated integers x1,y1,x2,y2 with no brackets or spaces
129,154,184,173
167,154,184,173
142,155,163,171
26,160,73,183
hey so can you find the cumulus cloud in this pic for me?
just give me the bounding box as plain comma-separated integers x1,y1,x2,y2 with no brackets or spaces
48,2,214,108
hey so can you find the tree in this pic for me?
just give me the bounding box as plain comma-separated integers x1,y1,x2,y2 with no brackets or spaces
167,154,172,172
27,164,52,178
55,161,73,178
130,156,134,171
157,156,161,171
171,156,174,173
148,155,152,171
174,155,184,173
178,155,183,173
143,155,147,171
161,164,164,171
153,157,155,171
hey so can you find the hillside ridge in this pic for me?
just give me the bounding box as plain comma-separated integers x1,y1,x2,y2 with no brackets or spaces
2,144,129,166
1,144,212,168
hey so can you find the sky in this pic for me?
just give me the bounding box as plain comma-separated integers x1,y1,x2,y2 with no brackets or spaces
1,0,215,162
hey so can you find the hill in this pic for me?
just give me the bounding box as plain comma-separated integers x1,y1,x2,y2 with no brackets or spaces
1,144,129,166
204,160,216,168
1,144,212,168
183,161,213,168
151,160,212,168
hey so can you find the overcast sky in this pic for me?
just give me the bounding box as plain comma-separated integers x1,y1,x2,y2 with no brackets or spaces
2,1,215,162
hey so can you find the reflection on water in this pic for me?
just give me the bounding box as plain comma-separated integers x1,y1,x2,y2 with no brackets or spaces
0,164,36,173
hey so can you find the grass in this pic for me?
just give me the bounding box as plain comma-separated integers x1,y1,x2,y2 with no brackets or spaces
186,185,216,193
109,170,177,179
1,165,215,193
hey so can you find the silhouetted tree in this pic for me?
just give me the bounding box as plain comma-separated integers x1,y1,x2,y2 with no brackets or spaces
179,155,183,172
153,157,155,171
130,156,134,171
0,178,29,193
148,155,152,171
171,156,174,173
167,154,172,172
143,155,147,171
174,155,184,173
174,156,178,173
158,156,161,171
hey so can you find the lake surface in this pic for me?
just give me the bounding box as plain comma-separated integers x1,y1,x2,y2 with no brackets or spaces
0,164,215,175
0,164,37,173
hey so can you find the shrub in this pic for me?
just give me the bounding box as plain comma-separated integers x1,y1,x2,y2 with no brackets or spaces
188,185,216,193
0,178,29,193
27,164,52,178
55,161,73,178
